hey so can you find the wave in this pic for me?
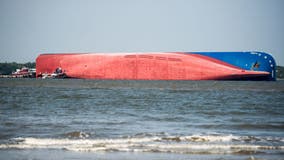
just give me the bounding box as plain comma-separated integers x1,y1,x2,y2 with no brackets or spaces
63,131,90,139
1,134,283,154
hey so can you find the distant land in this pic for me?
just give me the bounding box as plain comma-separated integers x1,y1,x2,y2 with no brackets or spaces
0,62,283,79
277,66,284,79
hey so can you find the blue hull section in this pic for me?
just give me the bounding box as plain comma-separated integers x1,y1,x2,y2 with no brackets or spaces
190,52,276,80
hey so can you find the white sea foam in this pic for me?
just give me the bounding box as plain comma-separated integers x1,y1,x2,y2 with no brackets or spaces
181,134,237,142
1,135,283,154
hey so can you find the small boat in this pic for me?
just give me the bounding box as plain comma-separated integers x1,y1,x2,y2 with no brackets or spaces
39,67,67,79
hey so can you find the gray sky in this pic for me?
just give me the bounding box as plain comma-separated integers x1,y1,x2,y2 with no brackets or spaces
0,0,284,65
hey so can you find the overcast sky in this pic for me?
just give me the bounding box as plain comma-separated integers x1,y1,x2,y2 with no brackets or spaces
0,0,284,65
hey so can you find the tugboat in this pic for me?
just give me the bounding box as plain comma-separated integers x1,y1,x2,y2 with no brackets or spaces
12,67,36,78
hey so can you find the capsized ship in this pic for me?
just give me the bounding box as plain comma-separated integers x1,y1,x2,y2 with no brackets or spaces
36,52,276,80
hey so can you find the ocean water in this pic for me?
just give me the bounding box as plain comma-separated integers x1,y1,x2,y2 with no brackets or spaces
0,79,284,160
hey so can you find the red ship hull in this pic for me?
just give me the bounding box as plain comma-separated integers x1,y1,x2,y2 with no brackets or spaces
36,52,269,80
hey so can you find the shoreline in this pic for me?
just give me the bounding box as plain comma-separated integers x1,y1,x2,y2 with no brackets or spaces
0,149,280,160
